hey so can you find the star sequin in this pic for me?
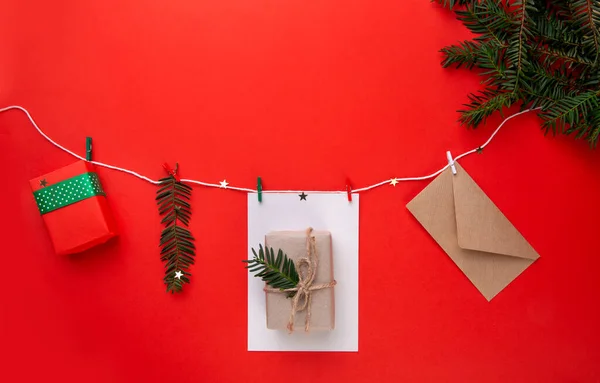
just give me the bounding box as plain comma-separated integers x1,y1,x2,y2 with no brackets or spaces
174,271,183,279
219,180,229,188
390,178,399,186
39,179,48,187
299,192,307,201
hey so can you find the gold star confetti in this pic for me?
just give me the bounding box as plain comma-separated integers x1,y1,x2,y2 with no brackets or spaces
390,178,399,186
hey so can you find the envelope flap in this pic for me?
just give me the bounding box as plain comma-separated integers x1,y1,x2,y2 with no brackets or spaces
452,163,539,260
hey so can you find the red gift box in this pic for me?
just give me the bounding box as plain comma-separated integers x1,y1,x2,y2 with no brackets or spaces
29,161,117,255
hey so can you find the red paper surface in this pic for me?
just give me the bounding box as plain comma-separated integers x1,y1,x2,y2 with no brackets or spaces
2,1,600,382
29,161,117,255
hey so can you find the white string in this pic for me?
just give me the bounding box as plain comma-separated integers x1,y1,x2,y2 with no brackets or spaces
0,105,536,194
0,105,161,185
354,108,535,193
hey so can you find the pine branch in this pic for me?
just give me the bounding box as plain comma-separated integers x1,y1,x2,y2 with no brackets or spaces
529,62,576,98
586,107,600,145
569,0,600,65
513,0,529,72
441,40,481,69
535,15,583,48
244,245,299,297
438,0,600,146
441,39,507,82
564,109,599,142
156,168,196,293
459,89,516,127
540,90,599,134
536,46,595,68
477,41,507,84
505,1,536,92
456,1,512,45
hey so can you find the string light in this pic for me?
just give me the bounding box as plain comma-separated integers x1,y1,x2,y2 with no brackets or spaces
0,105,536,194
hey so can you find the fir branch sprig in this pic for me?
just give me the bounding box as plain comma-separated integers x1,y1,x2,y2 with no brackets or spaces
156,164,196,293
244,245,299,297
436,0,600,147
459,89,516,127
570,0,600,65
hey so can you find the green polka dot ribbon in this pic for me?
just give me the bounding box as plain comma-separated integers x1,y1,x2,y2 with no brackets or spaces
34,172,106,215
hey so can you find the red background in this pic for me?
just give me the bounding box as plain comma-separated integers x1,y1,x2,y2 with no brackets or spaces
2,1,600,382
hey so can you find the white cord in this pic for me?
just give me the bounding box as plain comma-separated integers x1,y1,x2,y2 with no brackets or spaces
0,105,536,194
355,108,535,193
0,105,161,185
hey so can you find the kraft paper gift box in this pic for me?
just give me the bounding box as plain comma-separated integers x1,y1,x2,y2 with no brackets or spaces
407,162,539,301
29,161,117,255
265,230,335,331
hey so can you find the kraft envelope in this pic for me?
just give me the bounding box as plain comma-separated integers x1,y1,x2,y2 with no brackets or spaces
407,163,539,301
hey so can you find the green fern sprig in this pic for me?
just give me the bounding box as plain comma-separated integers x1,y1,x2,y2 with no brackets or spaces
244,245,299,297
156,165,195,293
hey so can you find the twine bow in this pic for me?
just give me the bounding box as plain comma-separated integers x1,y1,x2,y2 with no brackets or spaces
264,227,337,333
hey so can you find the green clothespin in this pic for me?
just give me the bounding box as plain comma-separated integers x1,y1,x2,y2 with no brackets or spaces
257,177,262,202
86,137,93,161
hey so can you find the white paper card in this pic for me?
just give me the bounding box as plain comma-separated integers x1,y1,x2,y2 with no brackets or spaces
247,193,359,352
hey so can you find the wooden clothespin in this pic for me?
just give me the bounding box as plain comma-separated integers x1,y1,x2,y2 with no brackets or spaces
257,177,263,202
163,162,181,182
446,151,457,175
345,178,353,202
86,137,93,161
